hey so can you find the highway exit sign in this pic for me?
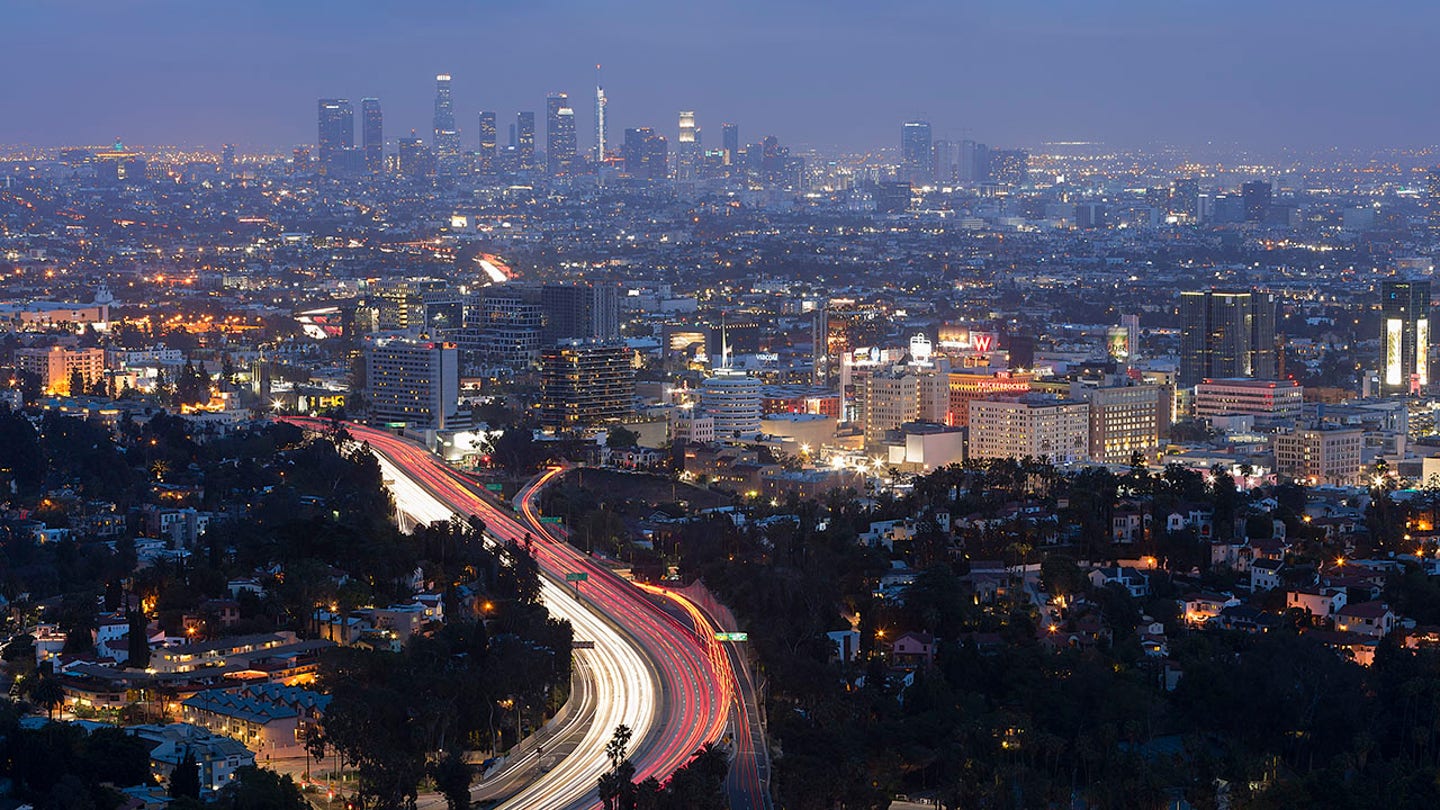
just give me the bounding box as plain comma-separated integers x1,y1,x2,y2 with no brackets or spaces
715,632,749,642
565,572,589,583
485,483,504,492
540,516,563,524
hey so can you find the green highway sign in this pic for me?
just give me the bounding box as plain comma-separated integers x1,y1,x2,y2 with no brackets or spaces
540,516,563,524
565,572,589,583
714,632,749,642
485,483,504,492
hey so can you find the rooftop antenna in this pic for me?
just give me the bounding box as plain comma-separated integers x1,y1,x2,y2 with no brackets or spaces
720,312,730,371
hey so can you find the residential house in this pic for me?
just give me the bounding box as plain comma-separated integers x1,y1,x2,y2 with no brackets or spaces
1250,558,1285,592
1089,566,1151,598
889,631,935,666
1180,592,1241,626
1334,601,1395,637
1287,587,1347,619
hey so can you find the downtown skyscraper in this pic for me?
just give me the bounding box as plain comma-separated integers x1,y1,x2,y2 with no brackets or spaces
432,74,460,159
676,111,700,181
516,112,536,170
361,98,383,174
594,67,608,163
547,93,577,176
317,98,354,169
900,121,933,185
478,111,497,172
721,123,739,167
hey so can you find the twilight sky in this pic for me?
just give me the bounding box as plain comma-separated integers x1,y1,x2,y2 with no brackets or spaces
2,0,1435,154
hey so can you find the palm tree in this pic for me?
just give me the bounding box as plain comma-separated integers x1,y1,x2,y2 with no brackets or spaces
30,675,65,721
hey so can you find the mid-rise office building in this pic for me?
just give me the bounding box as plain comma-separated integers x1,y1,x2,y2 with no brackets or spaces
968,395,1090,464
1072,382,1171,465
1193,378,1303,424
540,341,635,428
861,371,920,450
365,339,460,430
1179,289,1277,387
1381,279,1430,395
1274,425,1364,487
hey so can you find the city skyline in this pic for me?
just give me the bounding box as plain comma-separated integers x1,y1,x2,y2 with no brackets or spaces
5,1,1440,153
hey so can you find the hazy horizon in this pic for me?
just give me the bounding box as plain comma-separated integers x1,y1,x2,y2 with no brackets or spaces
5,0,1438,155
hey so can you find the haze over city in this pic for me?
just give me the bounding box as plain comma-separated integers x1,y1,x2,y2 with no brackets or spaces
5,0,1439,153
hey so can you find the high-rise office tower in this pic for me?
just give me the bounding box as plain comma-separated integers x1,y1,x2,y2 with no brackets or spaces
221,144,235,172
900,121,933,185
959,140,989,183
1178,290,1278,387
477,111,497,172
676,111,700,181
361,98,383,174
541,283,620,344
933,140,955,184
316,98,354,168
546,93,576,176
397,134,435,177
365,338,460,430
594,69,608,163
1382,280,1431,395
622,128,668,180
1242,180,1272,222
432,74,460,158
721,123,739,167
516,112,536,169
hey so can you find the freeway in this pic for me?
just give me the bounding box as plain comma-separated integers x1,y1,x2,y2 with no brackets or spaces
636,583,773,810
283,419,730,810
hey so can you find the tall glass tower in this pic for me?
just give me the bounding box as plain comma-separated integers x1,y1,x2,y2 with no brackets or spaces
1382,280,1431,395
676,111,699,181
517,112,536,169
547,93,576,176
900,121,933,185
594,73,608,163
361,98,383,174
316,98,354,168
478,111,497,172
432,74,460,158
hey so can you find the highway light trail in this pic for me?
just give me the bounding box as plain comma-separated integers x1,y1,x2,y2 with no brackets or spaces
286,419,732,810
